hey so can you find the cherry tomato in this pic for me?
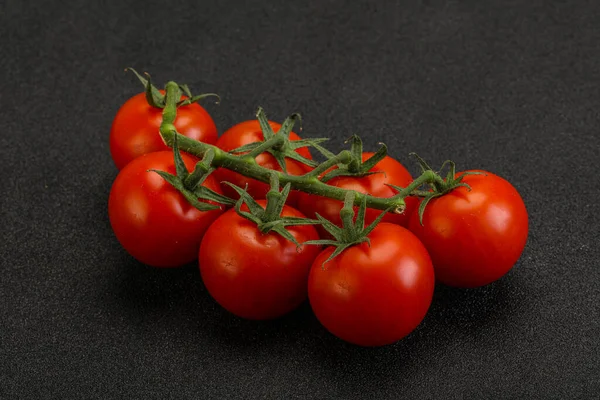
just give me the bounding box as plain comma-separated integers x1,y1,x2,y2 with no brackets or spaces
110,92,217,170
308,223,435,347
297,153,417,236
199,201,321,320
214,120,312,206
108,151,223,267
408,170,528,288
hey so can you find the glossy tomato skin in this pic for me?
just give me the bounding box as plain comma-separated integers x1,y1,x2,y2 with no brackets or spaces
408,170,528,288
108,151,223,268
214,120,312,206
297,153,417,236
199,201,321,320
110,92,218,170
308,223,435,347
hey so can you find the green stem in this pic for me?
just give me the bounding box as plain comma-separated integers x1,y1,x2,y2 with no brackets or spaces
340,192,356,230
410,190,434,197
162,82,181,127
398,170,444,197
264,174,280,221
161,130,408,212
157,84,440,213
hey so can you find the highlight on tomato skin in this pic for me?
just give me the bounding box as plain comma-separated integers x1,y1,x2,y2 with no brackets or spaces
307,223,435,347
198,200,321,320
408,170,529,288
108,151,224,268
214,120,312,206
109,91,218,170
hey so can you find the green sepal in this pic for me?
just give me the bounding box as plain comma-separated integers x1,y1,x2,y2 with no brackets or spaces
361,143,388,172
416,194,442,225
305,193,390,267
256,107,276,140
223,183,266,217
268,181,290,219
230,108,334,170
320,244,354,268
149,170,220,212
232,194,264,225
313,213,344,238
126,68,165,108
385,183,404,193
309,140,336,159
270,225,301,247
362,203,393,237
386,184,432,198
278,112,302,138
229,142,262,154
406,154,488,225
186,165,213,187
271,151,288,173
288,138,329,150
171,132,189,180
409,152,434,174
193,186,236,206
318,135,388,182
438,159,456,183
178,93,221,107
179,84,193,98
283,149,318,168
176,84,221,106
126,68,220,108
149,133,232,212
222,179,321,246
456,171,487,181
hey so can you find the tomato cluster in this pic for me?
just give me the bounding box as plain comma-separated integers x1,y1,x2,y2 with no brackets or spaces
107,79,528,347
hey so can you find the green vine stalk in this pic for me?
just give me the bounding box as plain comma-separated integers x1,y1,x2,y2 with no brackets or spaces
156,80,447,214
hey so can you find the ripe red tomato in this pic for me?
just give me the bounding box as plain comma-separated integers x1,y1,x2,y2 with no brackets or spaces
308,223,434,346
108,151,223,267
297,153,417,236
110,92,217,170
199,201,321,320
214,120,312,205
408,170,528,288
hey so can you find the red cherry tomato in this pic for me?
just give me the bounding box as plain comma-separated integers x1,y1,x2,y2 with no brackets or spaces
199,201,321,320
297,153,417,236
214,120,312,206
408,170,528,288
110,92,217,170
108,151,223,267
308,223,434,347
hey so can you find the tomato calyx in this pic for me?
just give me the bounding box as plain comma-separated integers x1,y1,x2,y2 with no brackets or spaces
319,135,387,182
388,153,486,225
228,107,329,172
125,68,220,109
305,191,392,265
150,133,235,211
224,174,320,246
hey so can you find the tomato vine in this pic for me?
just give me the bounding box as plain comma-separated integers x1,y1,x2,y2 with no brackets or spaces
155,79,448,216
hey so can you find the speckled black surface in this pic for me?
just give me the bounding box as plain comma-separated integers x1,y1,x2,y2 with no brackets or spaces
1,0,599,398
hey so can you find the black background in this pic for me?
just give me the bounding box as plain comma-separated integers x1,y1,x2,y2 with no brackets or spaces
2,0,599,398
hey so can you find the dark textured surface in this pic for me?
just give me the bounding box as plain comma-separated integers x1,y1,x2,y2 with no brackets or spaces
1,0,599,398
